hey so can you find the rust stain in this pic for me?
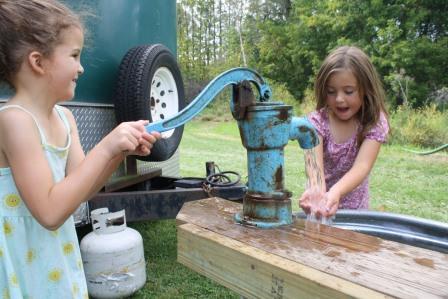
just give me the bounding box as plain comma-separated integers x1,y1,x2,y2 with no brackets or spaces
299,125,318,145
245,109,254,121
274,166,283,190
393,250,411,258
312,131,318,145
277,109,289,121
324,250,341,258
414,258,435,268
394,252,407,258
351,272,360,277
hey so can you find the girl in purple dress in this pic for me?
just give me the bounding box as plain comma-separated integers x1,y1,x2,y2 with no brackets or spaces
299,46,389,218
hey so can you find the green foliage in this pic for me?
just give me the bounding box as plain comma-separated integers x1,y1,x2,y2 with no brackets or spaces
177,0,447,108
266,79,297,106
298,88,317,115
196,87,234,122
231,0,447,108
429,87,448,110
389,104,448,147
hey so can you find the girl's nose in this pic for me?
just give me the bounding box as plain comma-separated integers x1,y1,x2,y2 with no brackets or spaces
336,92,344,102
78,64,84,75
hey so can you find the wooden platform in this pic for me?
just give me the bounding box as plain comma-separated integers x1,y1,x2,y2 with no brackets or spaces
176,197,448,299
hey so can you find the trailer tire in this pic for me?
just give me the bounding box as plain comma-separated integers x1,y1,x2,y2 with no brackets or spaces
114,44,185,161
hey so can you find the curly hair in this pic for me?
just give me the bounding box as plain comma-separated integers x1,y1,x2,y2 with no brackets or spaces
0,0,83,88
314,46,389,145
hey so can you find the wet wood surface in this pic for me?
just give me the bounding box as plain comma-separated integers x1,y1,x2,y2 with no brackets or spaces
177,197,448,299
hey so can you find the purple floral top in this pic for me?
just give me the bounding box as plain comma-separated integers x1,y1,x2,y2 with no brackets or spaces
308,108,389,209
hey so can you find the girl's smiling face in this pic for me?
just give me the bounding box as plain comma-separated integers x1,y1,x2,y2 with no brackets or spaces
42,26,84,101
325,69,362,122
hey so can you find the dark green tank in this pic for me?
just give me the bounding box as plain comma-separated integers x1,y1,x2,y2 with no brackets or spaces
70,0,177,103
0,0,177,104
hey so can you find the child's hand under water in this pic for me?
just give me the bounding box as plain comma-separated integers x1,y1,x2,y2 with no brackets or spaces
299,188,329,218
323,188,341,217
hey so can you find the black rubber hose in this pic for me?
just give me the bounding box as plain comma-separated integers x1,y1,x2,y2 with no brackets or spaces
206,171,241,187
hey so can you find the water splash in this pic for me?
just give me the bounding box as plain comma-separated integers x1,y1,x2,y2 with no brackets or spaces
303,147,334,225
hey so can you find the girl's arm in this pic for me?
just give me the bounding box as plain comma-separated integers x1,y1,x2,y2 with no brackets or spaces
325,139,382,215
65,109,157,198
1,109,156,230
64,109,125,198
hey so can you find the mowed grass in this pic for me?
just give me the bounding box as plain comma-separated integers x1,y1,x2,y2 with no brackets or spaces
130,119,447,298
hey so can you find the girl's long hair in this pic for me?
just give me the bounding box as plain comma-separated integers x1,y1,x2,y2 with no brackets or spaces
314,46,389,145
0,0,83,88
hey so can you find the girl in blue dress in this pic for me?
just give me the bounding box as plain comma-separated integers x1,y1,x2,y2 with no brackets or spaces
0,1,160,297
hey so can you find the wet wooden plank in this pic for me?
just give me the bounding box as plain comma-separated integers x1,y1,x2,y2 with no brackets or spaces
178,223,391,299
176,197,448,299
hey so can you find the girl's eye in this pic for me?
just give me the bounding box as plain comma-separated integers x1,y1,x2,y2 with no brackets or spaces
72,52,81,59
327,90,336,95
345,90,354,95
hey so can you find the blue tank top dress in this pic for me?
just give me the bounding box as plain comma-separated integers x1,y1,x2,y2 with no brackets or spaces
0,105,88,298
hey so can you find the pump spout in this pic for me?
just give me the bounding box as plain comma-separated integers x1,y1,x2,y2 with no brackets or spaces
289,117,319,149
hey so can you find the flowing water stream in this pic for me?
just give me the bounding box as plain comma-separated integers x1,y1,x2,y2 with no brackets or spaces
303,147,333,225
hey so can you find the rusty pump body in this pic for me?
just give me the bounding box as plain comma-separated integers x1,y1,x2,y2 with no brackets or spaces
145,68,319,228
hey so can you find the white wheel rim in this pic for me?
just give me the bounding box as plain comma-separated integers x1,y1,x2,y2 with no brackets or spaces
150,67,179,138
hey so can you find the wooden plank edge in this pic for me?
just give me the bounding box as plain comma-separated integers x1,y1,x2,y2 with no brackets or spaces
177,223,392,299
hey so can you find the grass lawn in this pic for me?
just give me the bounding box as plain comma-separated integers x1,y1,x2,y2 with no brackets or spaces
130,119,447,298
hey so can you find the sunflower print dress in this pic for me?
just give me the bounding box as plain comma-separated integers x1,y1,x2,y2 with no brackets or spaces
0,105,88,298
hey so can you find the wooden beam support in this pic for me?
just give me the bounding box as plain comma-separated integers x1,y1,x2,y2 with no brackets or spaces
177,197,448,299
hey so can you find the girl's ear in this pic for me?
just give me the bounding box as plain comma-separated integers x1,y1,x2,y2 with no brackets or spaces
28,51,45,75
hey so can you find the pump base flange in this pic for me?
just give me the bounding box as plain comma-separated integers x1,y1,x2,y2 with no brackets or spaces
234,212,292,229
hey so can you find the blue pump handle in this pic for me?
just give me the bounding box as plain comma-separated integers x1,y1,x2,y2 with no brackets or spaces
145,67,272,133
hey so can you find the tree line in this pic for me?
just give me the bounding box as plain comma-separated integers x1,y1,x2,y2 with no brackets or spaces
177,0,447,109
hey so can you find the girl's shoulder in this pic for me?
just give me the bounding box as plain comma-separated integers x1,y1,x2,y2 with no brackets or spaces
364,111,389,143
0,106,43,166
307,108,329,137
0,106,39,133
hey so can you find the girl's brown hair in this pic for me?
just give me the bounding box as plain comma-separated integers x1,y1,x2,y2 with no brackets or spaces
0,0,83,88
314,46,389,145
